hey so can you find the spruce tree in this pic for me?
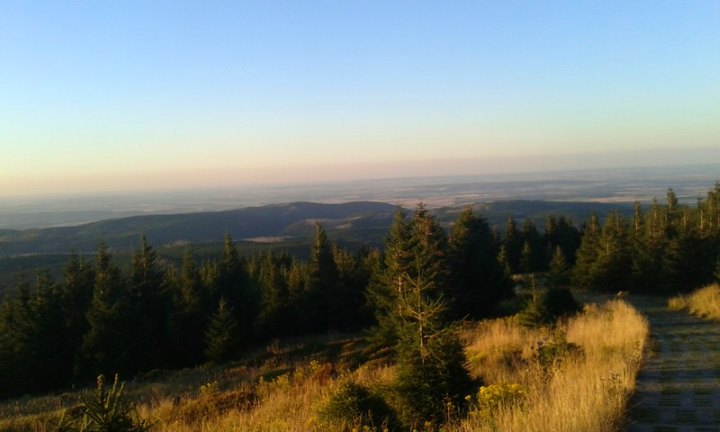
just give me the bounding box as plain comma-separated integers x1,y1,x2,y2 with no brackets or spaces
304,223,339,331
589,213,631,291
448,208,511,319
204,298,240,364
573,214,600,290
547,246,569,289
365,206,474,425
81,242,134,377
168,249,210,366
503,216,522,273
129,235,167,371
61,253,95,378
367,210,412,347
256,252,293,337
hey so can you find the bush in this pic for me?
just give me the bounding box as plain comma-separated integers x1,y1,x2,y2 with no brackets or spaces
535,339,583,368
518,288,581,327
319,382,400,431
543,288,582,319
395,330,477,426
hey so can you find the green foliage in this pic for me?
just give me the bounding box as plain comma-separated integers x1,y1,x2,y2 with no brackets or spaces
55,374,152,432
80,242,135,378
535,339,583,368
517,286,551,328
396,328,476,425
319,382,400,431
204,298,240,364
304,223,340,331
448,208,512,319
546,246,570,289
518,285,580,327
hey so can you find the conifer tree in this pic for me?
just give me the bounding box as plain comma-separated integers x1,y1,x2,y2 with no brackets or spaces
81,242,134,377
589,212,631,291
573,214,600,290
367,210,412,347
448,208,511,318
168,249,210,366
256,252,293,337
304,223,339,331
129,235,168,370
204,298,240,364
394,249,474,425
503,216,522,273
61,253,95,378
547,246,570,289
215,233,257,341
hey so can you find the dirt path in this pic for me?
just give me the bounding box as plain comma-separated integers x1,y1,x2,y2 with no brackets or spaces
626,296,720,431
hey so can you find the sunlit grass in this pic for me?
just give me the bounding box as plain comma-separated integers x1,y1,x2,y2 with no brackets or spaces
668,283,720,320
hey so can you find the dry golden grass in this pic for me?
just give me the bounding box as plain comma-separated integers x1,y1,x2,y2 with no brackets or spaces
456,300,648,432
0,300,648,432
668,283,720,320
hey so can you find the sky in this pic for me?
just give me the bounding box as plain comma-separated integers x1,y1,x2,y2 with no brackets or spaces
1,1,719,197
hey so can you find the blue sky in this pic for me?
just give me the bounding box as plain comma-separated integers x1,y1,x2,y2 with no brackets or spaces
1,1,719,196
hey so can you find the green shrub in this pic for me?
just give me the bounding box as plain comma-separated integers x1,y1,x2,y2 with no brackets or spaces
319,382,400,431
543,288,582,319
395,330,477,427
518,288,581,327
536,339,583,368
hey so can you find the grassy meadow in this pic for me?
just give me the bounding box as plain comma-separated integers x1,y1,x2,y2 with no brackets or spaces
0,299,648,432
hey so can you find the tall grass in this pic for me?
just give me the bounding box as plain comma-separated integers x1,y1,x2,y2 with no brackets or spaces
0,301,648,432
457,300,648,432
668,283,720,320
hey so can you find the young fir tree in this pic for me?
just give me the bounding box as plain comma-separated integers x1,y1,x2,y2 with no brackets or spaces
27,271,71,392
256,252,293,338
572,214,600,290
215,233,257,342
503,216,522,273
367,210,412,347
168,249,210,366
546,246,570,290
448,207,511,319
204,298,240,364
304,223,339,331
129,235,167,371
333,245,370,330
520,241,534,275
521,218,544,271
589,212,631,291
61,253,95,378
81,242,134,378
380,206,475,426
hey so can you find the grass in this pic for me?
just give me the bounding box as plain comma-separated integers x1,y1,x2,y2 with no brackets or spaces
457,300,648,432
668,283,720,320
0,300,648,432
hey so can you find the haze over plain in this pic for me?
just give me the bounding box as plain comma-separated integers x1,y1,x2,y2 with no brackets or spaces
1,1,719,197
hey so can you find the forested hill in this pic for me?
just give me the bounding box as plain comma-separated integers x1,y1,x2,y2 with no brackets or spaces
0,201,397,256
0,200,632,256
